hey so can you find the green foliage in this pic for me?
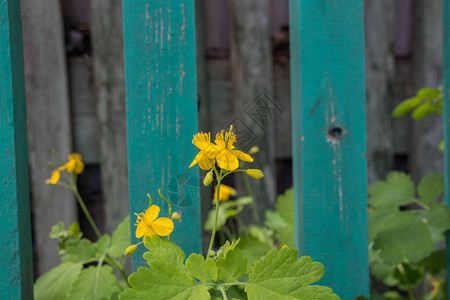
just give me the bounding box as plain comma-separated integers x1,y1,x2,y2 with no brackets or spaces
368,171,450,299
392,87,442,120
66,265,122,300
204,196,253,231
120,236,340,300
34,217,131,300
34,262,83,300
265,188,294,247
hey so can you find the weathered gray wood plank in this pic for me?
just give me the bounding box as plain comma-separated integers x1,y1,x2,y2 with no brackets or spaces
410,0,444,181
90,0,129,234
21,0,77,276
365,0,395,184
229,0,277,221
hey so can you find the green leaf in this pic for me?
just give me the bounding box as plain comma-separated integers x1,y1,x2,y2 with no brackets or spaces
49,221,68,239
66,265,122,300
186,253,218,283
412,102,442,120
204,197,253,231
368,172,416,208
392,96,423,117
120,261,210,300
421,248,446,275
245,248,340,300
422,202,450,231
62,234,111,263
216,239,240,260
34,262,83,300
373,212,434,264
273,188,294,246
417,172,444,206
142,235,185,266
68,222,82,238
108,216,131,258
216,248,247,281
392,264,423,290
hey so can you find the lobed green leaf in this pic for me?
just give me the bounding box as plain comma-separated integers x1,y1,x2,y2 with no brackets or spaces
34,262,83,300
108,216,131,258
66,265,122,300
245,248,340,300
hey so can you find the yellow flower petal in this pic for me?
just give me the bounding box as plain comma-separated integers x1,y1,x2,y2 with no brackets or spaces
216,149,239,171
151,217,174,236
135,222,148,238
231,150,253,162
145,205,160,224
46,170,61,185
192,133,211,150
65,157,76,172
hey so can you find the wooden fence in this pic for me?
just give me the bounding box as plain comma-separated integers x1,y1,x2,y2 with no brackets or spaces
1,0,449,299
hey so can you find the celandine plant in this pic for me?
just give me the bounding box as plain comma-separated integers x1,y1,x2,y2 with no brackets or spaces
120,126,340,300
34,154,131,300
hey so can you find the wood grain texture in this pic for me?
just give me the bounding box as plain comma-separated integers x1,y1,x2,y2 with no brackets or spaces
122,0,201,269
90,0,129,234
365,0,395,184
289,0,369,298
229,0,277,221
21,0,77,276
443,0,450,294
0,0,33,298
411,0,444,182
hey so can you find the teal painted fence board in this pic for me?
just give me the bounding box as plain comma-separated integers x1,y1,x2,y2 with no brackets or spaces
0,0,33,298
443,0,450,296
289,1,369,298
122,0,201,269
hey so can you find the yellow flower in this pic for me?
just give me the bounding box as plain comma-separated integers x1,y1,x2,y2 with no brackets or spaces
46,169,61,185
246,169,264,179
135,205,174,238
431,278,439,297
214,130,253,171
189,133,218,170
65,153,84,174
46,153,85,185
213,184,236,203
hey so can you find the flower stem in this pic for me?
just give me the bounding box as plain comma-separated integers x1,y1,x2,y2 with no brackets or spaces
218,285,229,300
207,171,222,257
73,188,102,239
105,256,130,287
158,189,173,241
397,264,416,300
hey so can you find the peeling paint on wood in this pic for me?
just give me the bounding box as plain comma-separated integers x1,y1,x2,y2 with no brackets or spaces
289,0,369,298
0,0,33,298
122,0,201,269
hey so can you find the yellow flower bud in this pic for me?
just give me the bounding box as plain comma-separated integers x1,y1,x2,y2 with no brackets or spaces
249,146,259,154
281,244,288,249
246,169,264,179
172,212,181,221
125,244,138,255
46,170,61,185
203,170,213,186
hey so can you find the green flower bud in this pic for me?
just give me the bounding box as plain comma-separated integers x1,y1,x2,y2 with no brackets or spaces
172,212,181,221
125,244,138,255
246,169,264,179
203,170,214,186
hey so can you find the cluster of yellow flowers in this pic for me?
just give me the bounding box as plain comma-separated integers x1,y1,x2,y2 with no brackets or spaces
189,128,253,171
128,127,263,253
46,153,85,185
